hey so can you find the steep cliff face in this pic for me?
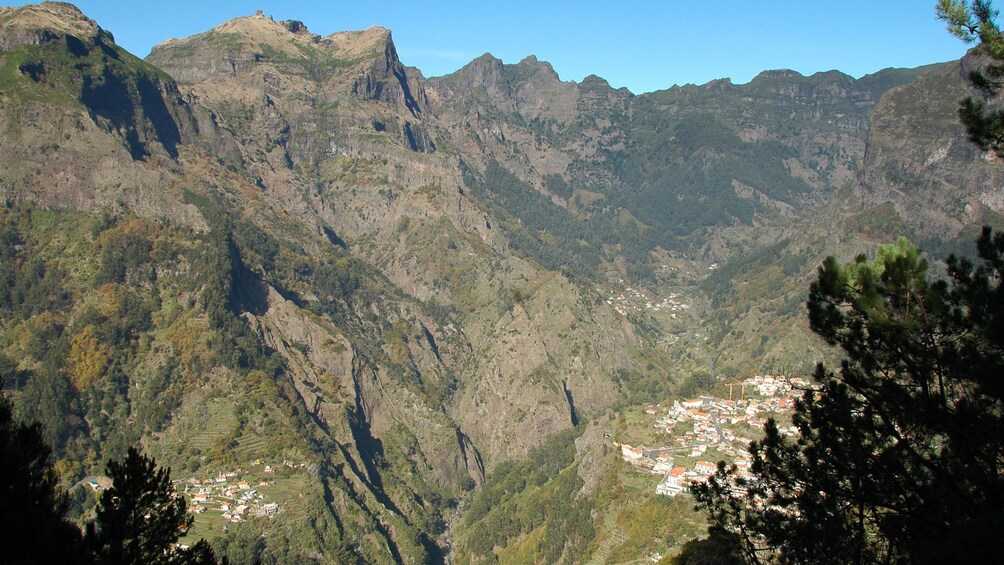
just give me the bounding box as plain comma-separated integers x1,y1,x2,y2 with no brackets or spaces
860,58,1004,243
0,2,239,221
0,1,241,160
144,10,643,475
147,14,433,166
430,53,580,122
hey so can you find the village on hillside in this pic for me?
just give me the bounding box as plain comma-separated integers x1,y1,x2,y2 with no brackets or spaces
606,279,693,318
618,374,811,497
175,459,308,531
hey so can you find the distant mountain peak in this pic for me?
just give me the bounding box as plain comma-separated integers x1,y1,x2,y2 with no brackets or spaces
578,74,634,96
151,16,396,65
243,8,311,36
448,52,569,88
752,69,806,81
517,55,560,77
468,52,504,67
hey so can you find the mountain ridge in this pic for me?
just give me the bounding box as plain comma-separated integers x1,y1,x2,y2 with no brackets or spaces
2,3,1000,562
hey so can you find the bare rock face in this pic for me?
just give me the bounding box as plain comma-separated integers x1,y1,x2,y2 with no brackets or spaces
1,3,163,157
147,15,431,164
0,2,243,162
430,53,579,123
250,284,484,488
861,58,1004,241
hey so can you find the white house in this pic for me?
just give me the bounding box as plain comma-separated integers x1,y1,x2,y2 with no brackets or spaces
694,461,717,475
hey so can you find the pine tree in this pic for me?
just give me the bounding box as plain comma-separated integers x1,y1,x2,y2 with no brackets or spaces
692,235,1004,564
937,1,1004,154
86,446,218,565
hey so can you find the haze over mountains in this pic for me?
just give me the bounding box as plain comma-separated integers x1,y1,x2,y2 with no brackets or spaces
1,2,1001,562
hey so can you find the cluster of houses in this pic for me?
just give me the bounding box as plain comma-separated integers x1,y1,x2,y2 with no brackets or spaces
619,443,722,497
178,460,292,525
619,375,808,497
607,280,692,318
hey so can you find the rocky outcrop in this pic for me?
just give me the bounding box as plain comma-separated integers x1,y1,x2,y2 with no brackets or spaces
0,2,110,50
148,14,436,179
430,54,578,123
861,58,1004,240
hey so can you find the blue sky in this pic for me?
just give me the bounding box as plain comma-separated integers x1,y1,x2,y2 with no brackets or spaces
62,0,971,94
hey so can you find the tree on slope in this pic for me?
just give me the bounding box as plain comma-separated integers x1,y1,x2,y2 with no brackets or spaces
691,233,1004,564
86,446,218,565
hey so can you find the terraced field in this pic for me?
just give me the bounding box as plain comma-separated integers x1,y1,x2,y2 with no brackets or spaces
187,399,237,451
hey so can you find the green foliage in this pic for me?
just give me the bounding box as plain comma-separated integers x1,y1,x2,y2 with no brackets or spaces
701,238,790,302
97,230,153,285
0,219,21,308
463,160,605,278
16,362,78,452
87,446,219,564
938,1,1004,154
844,202,918,243
618,113,811,239
460,426,594,562
939,0,987,40
671,527,743,565
313,255,362,315
693,232,1004,563
195,222,280,373
673,114,743,154
614,366,674,406
132,356,184,435
0,205,293,476
5,255,71,318
231,219,280,275
676,371,716,399
544,173,573,199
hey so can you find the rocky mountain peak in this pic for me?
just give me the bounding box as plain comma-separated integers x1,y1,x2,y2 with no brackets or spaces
154,11,324,63
516,54,558,77
325,25,394,59
449,53,567,92
429,51,580,124
579,74,612,89
752,69,804,81
0,1,111,51
148,18,406,91
454,52,506,87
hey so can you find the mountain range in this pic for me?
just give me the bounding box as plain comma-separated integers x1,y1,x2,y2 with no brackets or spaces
1,2,1000,562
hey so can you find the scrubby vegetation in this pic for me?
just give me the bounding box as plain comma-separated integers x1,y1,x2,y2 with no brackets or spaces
455,427,594,563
